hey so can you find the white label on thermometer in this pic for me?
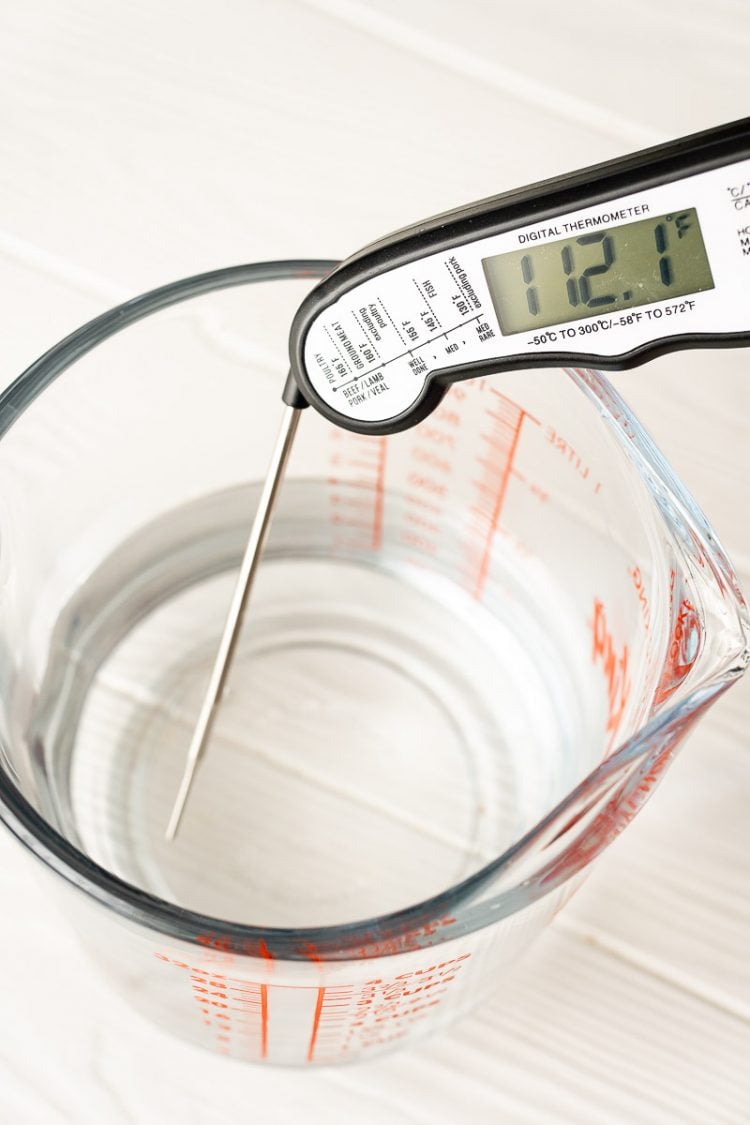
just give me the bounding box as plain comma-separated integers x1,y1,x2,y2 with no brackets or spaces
303,159,750,423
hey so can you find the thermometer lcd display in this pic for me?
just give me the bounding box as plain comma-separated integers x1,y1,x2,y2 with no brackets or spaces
482,208,714,335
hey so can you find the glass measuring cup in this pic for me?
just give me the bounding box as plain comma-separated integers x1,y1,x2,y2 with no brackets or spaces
0,262,747,1066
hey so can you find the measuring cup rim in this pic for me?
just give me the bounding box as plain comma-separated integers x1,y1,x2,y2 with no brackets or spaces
0,677,738,960
0,260,747,961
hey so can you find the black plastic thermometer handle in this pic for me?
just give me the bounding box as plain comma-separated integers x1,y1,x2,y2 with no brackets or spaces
285,116,750,436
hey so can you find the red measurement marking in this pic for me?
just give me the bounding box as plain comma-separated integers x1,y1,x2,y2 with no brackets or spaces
405,493,442,515
158,948,476,1064
260,984,268,1059
477,453,509,475
327,429,387,553
258,939,274,962
307,986,326,1063
297,942,322,963
407,470,447,497
371,436,384,546
331,516,376,529
545,425,602,492
472,393,530,600
481,431,514,455
372,437,386,550
401,530,438,555
628,565,651,631
405,511,442,535
348,457,381,471
158,955,270,1062
326,477,378,491
591,598,632,741
396,384,471,563
353,918,462,959
433,405,462,425
195,932,234,957
412,446,452,473
420,425,456,448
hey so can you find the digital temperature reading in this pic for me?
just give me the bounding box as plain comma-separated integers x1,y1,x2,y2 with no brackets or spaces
482,208,715,335
292,119,750,431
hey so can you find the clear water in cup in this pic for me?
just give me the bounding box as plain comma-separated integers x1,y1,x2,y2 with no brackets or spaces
29,481,601,928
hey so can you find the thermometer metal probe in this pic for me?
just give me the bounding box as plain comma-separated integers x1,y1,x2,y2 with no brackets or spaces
165,403,301,840
167,116,750,838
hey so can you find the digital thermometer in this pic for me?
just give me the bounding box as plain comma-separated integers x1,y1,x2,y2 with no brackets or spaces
286,117,750,434
168,116,750,836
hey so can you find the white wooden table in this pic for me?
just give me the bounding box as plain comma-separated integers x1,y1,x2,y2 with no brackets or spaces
1,3,749,1121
